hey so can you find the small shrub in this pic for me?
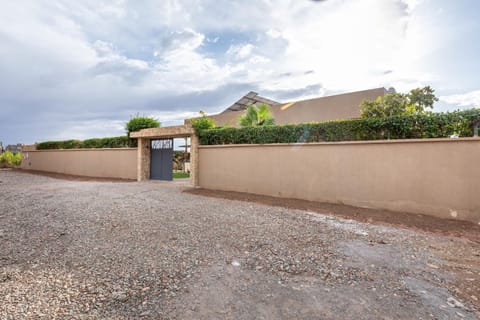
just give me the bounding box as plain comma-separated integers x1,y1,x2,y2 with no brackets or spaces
191,111,216,134
0,151,21,167
13,152,22,166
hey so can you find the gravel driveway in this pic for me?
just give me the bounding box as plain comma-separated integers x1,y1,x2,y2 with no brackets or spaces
1,170,479,319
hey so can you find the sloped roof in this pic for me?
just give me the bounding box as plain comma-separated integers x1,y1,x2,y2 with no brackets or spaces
222,91,280,113
209,87,387,127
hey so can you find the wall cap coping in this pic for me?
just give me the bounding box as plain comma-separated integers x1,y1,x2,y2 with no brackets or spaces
25,148,137,152
199,137,480,149
130,125,194,138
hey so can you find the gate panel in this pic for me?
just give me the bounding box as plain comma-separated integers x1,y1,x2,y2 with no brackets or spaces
150,139,173,180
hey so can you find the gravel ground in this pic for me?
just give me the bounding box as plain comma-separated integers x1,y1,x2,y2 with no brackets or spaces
0,169,479,319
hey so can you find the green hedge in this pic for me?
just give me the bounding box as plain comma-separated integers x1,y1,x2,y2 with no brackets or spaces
37,136,136,150
198,109,480,145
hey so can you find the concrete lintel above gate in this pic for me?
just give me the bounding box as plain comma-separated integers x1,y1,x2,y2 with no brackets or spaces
132,124,198,187
130,125,194,139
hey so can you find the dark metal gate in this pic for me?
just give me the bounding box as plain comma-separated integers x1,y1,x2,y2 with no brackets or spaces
150,139,173,181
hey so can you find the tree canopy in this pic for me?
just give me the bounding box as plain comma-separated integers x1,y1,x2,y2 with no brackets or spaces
360,86,439,118
125,116,160,136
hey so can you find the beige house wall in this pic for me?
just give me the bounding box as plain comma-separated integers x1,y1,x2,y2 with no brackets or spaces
21,148,137,180
198,138,480,223
21,144,37,152
208,87,386,127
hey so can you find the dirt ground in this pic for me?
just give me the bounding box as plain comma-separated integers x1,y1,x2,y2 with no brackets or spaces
1,170,479,319
187,188,480,314
186,188,480,243
15,168,136,182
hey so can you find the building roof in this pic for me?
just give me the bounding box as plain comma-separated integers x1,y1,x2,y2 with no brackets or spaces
221,91,281,113
208,87,388,127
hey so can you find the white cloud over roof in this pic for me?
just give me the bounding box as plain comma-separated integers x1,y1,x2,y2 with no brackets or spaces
0,0,479,144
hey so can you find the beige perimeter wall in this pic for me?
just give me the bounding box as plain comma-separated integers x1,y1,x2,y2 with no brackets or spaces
199,138,480,223
21,148,137,180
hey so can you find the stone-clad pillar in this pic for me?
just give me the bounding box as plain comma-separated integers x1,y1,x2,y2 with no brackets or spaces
137,138,150,181
190,134,199,187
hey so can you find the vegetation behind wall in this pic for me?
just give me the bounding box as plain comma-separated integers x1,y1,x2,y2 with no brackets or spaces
198,108,480,145
36,115,161,150
125,116,160,136
37,136,136,150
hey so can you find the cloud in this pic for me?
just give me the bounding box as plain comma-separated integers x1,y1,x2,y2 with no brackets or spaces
227,43,255,60
160,28,205,54
89,41,151,84
263,84,325,102
440,90,480,108
0,0,471,144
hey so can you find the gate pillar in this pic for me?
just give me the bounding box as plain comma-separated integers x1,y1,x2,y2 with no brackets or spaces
190,134,199,187
137,138,150,181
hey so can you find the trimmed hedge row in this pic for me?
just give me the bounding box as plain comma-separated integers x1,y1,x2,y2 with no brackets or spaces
198,109,480,145
36,136,136,150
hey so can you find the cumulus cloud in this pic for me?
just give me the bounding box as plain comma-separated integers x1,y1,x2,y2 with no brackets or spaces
227,44,255,60
0,0,472,144
440,90,480,108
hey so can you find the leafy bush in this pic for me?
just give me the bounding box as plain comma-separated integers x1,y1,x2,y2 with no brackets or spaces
198,108,480,145
125,115,160,136
80,136,135,148
191,111,216,134
360,86,438,118
37,136,134,150
35,140,80,150
0,151,22,166
14,152,22,166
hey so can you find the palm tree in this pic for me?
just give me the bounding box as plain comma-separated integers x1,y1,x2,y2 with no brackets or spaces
239,104,275,127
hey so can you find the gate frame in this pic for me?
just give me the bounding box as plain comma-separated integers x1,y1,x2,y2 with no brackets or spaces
130,124,198,186
150,138,174,181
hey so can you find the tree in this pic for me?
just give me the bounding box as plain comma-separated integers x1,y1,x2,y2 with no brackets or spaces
125,115,160,136
408,86,438,113
239,104,275,127
360,86,438,118
358,97,385,118
382,93,409,117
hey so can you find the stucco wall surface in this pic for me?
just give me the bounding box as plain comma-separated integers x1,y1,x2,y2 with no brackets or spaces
21,148,137,180
199,138,480,223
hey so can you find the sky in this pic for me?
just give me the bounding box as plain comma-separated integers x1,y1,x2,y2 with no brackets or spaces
1,0,480,145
